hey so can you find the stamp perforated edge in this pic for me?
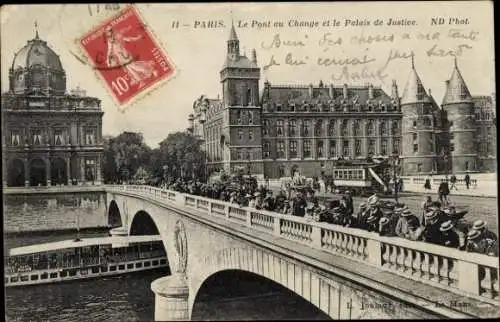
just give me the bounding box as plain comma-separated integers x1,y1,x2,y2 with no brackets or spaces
74,4,179,113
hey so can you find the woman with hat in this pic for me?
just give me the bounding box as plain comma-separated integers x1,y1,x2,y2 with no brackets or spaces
395,209,420,238
439,220,460,249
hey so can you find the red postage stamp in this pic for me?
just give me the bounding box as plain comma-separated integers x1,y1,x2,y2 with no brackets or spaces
79,5,175,107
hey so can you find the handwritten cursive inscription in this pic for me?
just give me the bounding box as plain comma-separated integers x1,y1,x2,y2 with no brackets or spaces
261,33,308,50
426,44,473,57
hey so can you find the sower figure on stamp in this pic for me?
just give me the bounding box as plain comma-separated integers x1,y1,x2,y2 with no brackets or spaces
105,25,158,88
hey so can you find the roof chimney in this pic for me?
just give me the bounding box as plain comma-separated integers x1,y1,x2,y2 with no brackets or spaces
309,83,314,98
329,84,334,99
343,84,348,99
368,83,374,100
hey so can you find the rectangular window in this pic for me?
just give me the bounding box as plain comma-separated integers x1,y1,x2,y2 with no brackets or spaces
343,140,350,156
246,150,252,160
328,120,336,136
84,129,95,145
413,143,418,152
262,120,269,135
314,120,323,136
355,139,361,156
393,138,400,154
413,120,417,127
450,143,454,152
366,121,374,136
341,120,348,136
289,120,296,136
317,140,324,158
248,111,253,124
391,121,399,135
238,129,243,140
303,140,312,158
412,133,417,141
289,141,298,158
380,122,387,136
11,131,20,146
54,130,63,145
263,141,270,158
381,139,387,155
368,139,375,155
449,132,454,140
329,140,337,157
276,120,284,136
277,141,285,159
237,111,242,124
353,120,361,136
248,130,253,141
303,120,311,136
237,149,243,160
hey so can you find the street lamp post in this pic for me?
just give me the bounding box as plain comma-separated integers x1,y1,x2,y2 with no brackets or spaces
391,152,400,204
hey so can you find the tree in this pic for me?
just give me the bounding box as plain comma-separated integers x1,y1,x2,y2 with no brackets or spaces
156,132,206,182
102,132,152,183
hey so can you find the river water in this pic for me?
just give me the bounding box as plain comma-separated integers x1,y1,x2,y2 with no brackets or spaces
5,229,330,321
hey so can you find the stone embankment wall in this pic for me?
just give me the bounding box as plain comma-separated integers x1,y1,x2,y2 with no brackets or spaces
4,191,108,233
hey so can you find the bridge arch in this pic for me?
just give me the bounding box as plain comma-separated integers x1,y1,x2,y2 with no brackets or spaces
189,247,332,319
129,210,160,236
108,200,123,228
191,269,331,320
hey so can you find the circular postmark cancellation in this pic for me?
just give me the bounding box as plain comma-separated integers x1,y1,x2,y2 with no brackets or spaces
173,220,188,274
71,4,177,109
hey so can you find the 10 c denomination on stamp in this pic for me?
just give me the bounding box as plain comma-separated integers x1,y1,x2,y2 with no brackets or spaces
79,5,175,108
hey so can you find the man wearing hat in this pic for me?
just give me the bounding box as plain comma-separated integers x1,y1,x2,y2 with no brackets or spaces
472,220,498,242
344,191,354,216
292,192,307,217
330,207,345,226
421,209,444,245
421,196,433,223
379,217,396,236
439,220,460,249
354,202,369,229
263,190,276,211
365,214,380,232
367,195,384,223
395,209,420,239
248,194,257,208
464,230,497,255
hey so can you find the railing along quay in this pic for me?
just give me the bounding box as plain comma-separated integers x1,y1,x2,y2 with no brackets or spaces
107,184,499,304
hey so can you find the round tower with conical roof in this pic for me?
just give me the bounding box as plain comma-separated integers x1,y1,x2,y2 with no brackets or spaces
400,58,437,175
441,58,477,173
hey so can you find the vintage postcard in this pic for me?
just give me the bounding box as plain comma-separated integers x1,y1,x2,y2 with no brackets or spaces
2,2,498,321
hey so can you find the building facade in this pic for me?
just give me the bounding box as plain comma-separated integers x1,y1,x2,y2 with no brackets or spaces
2,30,104,187
189,25,496,178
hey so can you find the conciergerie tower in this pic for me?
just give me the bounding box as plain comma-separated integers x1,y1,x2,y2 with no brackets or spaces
441,58,477,173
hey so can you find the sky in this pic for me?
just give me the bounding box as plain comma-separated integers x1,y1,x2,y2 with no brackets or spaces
1,2,495,148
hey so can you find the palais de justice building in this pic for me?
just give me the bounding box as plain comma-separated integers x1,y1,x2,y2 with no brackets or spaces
189,25,496,179
2,30,104,187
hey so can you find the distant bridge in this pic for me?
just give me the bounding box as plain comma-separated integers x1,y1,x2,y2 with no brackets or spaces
104,185,498,319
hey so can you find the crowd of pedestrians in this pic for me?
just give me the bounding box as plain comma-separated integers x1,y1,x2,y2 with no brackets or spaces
166,172,497,257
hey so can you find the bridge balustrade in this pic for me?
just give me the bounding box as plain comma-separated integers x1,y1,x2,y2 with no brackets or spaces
106,185,499,303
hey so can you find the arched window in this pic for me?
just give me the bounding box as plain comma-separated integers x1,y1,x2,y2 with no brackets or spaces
315,120,323,136
353,119,361,136
341,120,348,136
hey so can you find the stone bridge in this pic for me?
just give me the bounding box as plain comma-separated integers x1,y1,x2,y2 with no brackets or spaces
105,185,500,320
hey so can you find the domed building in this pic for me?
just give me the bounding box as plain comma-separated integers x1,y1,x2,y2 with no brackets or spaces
2,29,104,187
